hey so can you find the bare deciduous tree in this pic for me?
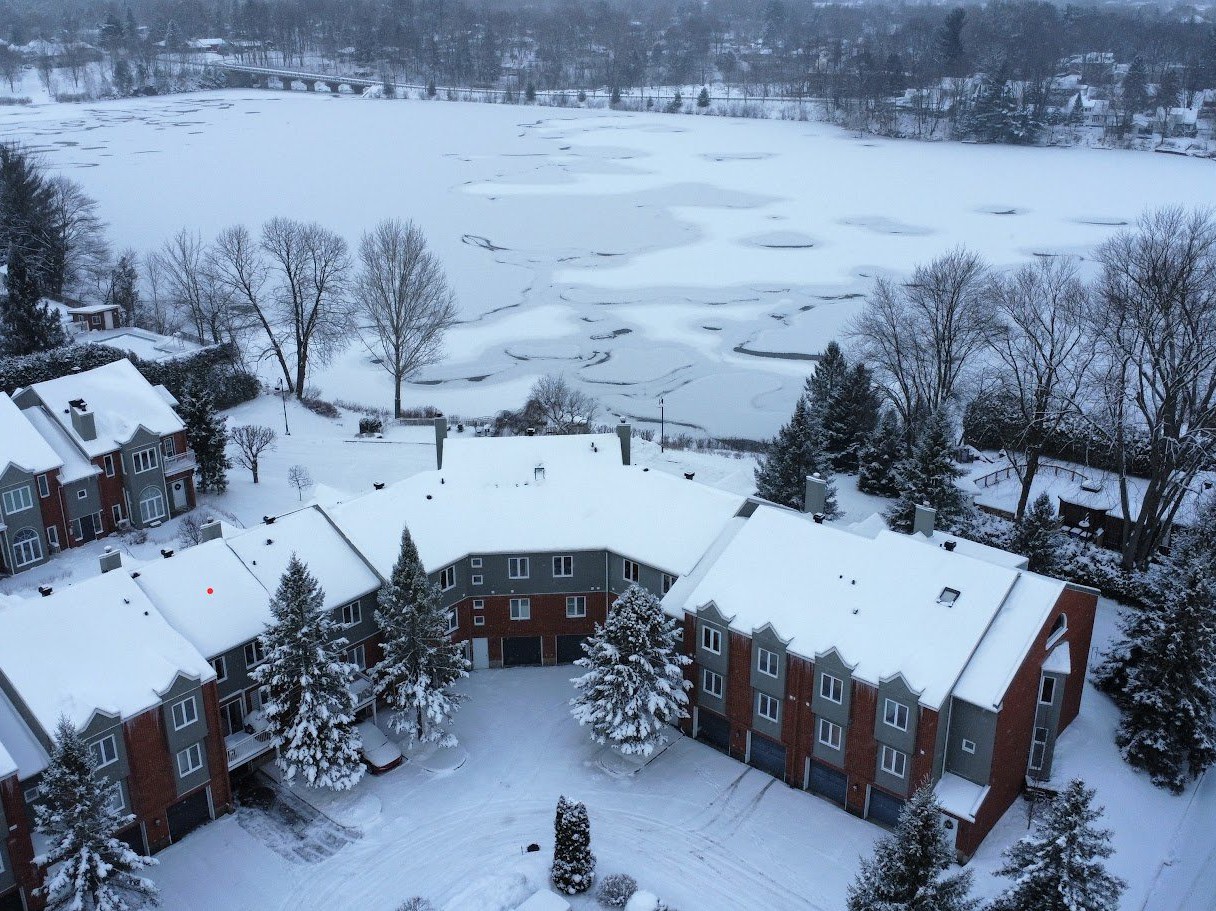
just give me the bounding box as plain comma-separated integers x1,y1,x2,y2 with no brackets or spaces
44,176,110,299
529,374,598,433
230,424,277,483
288,464,313,501
209,224,292,386
154,228,235,345
849,247,995,442
354,219,458,418
139,250,180,336
1091,207,1216,569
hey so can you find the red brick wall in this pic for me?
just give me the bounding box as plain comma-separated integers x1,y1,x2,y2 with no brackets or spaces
93,452,125,533
911,706,941,791
1,773,42,910
783,654,816,784
724,631,754,760
843,681,879,815
37,471,68,553
200,682,233,816
450,593,610,665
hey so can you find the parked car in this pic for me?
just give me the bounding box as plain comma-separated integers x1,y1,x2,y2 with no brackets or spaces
356,720,403,774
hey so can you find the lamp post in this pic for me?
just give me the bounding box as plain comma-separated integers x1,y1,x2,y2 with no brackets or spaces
275,379,291,436
659,397,665,453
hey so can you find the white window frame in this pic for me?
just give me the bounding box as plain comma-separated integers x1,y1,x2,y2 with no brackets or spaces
820,673,843,704
474,615,486,627
509,597,530,620
472,599,485,609
817,718,842,750
46,524,59,549
244,640,266,668
702,668,723,698
757,647,780,678
76,488,88,500
2,485,33,515
566,596,587,618
103,454,115,477
508,556,529,579
447,610,458,633
1039,676,1056,706
1047,613,1068,647
1029,727,1049,771
212,655,227,683
111,503,123,524
553,555,573,577
470,557,482,569
171,696,198,731
880,745,907,779
883,698,909,732
105,783,125,814
471,574,484,586
700,624,722,655
623,559,640,583
349,643,367,669
439,565,456,591
176,742,203,777
90,734,118,770
662,573,677,594
11,529,42,567
23,785,41,804
37,474,49,498
341,600,362,627
132,446,158,473
756,692,780,723
138,487,166,523
961,738,977,755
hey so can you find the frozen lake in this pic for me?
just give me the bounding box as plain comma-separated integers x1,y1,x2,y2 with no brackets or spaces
4,90,1213,437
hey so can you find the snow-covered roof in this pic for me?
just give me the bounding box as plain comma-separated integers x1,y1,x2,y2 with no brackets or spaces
65,302,119,315
0,393,61,477
0,685,48,779
1043,640,1071,675
21,405,100,484
27,359,184,458
935,772,990,823
92,328,203,363
0,730,15,779
325,434,747,577
673,507,1025,710
0,571,215,736
921,529,1029,570
133,539,272,658
228,506,380,610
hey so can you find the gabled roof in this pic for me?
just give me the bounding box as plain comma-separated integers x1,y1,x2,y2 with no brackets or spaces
0,392,61,477
21,405,100,484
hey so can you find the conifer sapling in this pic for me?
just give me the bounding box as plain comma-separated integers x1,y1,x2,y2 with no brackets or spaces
552,795,595,894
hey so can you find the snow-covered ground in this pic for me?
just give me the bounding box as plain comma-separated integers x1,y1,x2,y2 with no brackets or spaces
3,90,1216,437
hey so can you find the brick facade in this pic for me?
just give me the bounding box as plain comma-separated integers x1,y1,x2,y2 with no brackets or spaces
0,773,41,910
37,471,68,555
451,592,610,666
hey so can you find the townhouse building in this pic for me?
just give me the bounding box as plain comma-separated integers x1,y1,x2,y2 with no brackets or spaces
0,740,37,911
0,396,66,577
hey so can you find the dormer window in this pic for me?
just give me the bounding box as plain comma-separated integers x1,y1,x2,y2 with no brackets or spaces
1047,613,1068,647
938,587,960,606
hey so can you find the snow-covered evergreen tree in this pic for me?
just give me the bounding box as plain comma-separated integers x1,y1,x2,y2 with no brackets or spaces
991,779,1125,911
179,381,229,493
885,410,970,533
570,584,691,756
552,796,595,895
754,396,839,515
1010,493,1064,574
373,527,469,747
36,716,159,911
254,554,365,790
1112,558,1216,792
825,362,882,472
2,246,66,356
858,409,904,497
846,783,976,911
806,340,849,410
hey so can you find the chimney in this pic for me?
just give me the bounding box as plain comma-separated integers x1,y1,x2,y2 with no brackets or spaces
616,420,631,466
434,416,448,469
69,400,97,441
913,502,937,537
160,548,175,559
99,546,122,573
199,519,222,543
804,474,828,516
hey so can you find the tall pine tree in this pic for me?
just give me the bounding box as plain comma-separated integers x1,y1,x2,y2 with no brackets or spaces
991,779,1125,911
36,717,159,911
858,409,904,497
885,410,970,533
846,783,977,911
825,362,881,472
552,796,596,895
372,527,469,746
254,554,365,790
806,340,849,410
1010,493,1064,575
2,246,65,355
179,381,229,493
570,584,691,757
754,396,839,515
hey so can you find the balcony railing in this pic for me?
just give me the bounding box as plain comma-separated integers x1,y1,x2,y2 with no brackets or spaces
349,671,375,710
226,716,274,770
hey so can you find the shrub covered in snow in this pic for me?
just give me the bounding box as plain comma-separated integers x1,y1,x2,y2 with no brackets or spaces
396,899,435,911
551,795,595,894
596,873,638,907
359,416,384,435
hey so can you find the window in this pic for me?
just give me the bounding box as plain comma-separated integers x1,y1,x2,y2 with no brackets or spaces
470,557,482,569
447,610,458,633
37,475,49,498
212,656,227,682
566,596,587,618
472,599,485,610
256,685,271,710
662,573,677,595
553,555,573,577
471,574,484,586
220,699,244,737
138,487,166,523
1039,676,1056,705
341,601,362,627
2,485,33,515
623,559,640,583
961,739,977,755
244,640,266,668
103,454,115,477
1047,613,1068,647
700,624,722,654
819,673,843,704
702,669,724,698
509,597,530,620
1029,727,1049,771
883,698,909,732
90,735,118,770
106,783,125,814
818,718,842,750
12,529,42,567
508,557,529,579
880,745,907,779
938,587,961,606
349,644,367,669
23,785,41,804
757,647,780,678
76,488,88,500
474,615,486,627
171,696,198,730
46,525,59,549
90,314,102,327
176,742,203,777
439,566,456,591
111,504,123,524
162,437,177,459
132,447,158,473
756,692,780,723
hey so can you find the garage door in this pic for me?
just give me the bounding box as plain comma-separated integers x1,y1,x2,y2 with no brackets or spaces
0,888,25,911
167,787,212,843
696,709,730,753
502,636,543,667
748,733,787,781
556,635,589,664
867,786,905,829
808,760,848,807
117,821,147,855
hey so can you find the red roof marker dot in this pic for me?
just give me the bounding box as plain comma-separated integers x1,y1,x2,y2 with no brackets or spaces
206,587,214,595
